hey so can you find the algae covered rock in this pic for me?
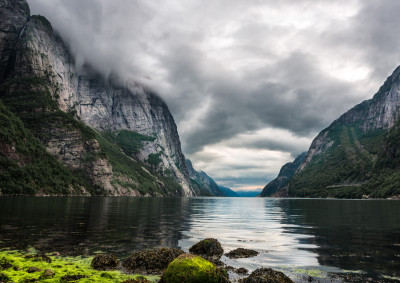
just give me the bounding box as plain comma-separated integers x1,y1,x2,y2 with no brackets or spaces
41,269,55,279
240,268,294,283
160,254,228,283
123,247,184,274
91,254,119,270
27,266,42,273
189,238,224,262
225,248,259,259
24,254,52,263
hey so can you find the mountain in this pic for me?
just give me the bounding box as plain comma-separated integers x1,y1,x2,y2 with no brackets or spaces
270,65,400,199
235,189,262,197
0,0,207,196
185,159,224,196
218,186,239,197
258,152,306,197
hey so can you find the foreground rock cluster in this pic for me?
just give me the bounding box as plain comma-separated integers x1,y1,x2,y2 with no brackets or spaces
89,238,293,283
0,238,294,282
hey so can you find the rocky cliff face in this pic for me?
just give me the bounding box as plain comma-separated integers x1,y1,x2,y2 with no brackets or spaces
0,0,196,196
185,159,224,196
274,65,400,198
259,152,306,197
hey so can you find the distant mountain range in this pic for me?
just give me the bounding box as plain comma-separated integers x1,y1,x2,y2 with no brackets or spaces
260,65,400,199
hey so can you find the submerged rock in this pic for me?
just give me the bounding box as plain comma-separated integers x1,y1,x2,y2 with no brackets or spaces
225,248,259,259
123,247,184,274
240,268,294,283
91,254,119,270
189,238,224,262
160,253,229,283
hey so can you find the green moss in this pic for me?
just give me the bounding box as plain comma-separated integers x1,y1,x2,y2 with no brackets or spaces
96,132,182,196
161,254,224,283
0,250,159,282
115,130,155,157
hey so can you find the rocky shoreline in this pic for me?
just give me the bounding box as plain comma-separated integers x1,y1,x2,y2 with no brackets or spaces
0,238,294,282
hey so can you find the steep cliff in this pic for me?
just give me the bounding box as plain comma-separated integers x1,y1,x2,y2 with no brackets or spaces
258,152,306,197
185,159,224,196
0,0,196,196
275,65,400,198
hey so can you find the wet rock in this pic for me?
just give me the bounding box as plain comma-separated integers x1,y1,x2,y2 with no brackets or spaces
25,254,52,263
225,248,259,259
123,247,184,274
91,254,119,270
235,267,249,275
160,253,229,283
240,268,294,283
189,238,224,262
41,269,55,279
60,274,86,281
27,266,42,273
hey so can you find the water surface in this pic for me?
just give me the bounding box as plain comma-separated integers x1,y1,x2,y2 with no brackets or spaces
1,197,399,282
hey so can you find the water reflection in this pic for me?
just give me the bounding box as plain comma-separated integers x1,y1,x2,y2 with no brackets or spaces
179,197,319,269
1,197,400,279
278,199,400,277
0,197,191,257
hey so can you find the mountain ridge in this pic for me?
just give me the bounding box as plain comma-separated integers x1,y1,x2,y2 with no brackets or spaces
0,0,216,196
265,65,400,199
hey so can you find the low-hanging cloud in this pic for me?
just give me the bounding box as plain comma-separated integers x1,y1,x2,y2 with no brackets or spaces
28,0,400,188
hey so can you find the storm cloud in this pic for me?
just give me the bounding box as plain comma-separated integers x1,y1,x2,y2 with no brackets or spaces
28,0,400,189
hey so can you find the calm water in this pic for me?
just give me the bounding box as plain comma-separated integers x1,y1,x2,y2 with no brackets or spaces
0,197,400,282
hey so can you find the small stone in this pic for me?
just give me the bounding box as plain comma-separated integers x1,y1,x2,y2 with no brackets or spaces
189,238,224,262
235,267,249,275
41,269,55,279
27,266,42,273
239,267,294,283
25,254,52,263
91,254,119,270
225,248,259,259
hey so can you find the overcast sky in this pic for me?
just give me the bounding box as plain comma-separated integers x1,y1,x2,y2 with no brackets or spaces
28,0,400,190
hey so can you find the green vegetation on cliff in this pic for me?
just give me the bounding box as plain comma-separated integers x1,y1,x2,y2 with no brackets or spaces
0,99,88,195
289,122,400,198
0,77,182,196
96,131,182,196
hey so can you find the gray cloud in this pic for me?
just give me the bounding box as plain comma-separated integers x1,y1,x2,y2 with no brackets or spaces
27,0,400,189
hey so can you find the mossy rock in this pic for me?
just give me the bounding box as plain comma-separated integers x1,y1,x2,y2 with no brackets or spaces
123,247,184,274
240,268,294,283
160,254,228,283
91,254,119,270
225,248,259,259
40,269,55,279
189,238,224,262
